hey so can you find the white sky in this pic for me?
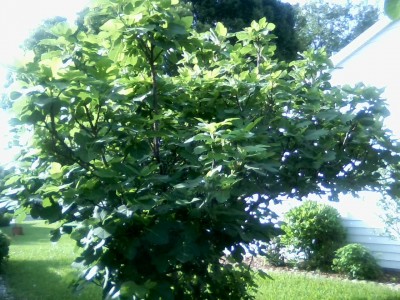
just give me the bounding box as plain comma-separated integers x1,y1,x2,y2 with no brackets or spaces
0,0,89,165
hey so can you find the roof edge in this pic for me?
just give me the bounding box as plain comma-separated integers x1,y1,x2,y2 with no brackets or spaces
330,17,393,67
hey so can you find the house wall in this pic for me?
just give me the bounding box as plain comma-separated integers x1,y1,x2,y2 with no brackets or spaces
342,217,400,270
331,18,400,136
270,18,400,271
271,197,400,271
329,18,400,271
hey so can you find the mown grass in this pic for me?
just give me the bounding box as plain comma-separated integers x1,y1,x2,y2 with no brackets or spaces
2,220,101,300
1,220,400,300
255,272,400,300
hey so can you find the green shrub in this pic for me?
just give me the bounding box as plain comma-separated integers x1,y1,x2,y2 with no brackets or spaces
0,213,12,227
281,201,346,270
0,231,10,267
332,243,382,280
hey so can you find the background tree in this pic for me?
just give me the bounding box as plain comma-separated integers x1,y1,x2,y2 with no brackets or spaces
4,0,400,299
379,193,400,239
186,0,301,61
295,0,379,55
23,17,68,55
385,0,400,20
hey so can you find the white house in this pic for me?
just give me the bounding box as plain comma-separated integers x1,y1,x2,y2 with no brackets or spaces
329,17,400,270
270,17,400,271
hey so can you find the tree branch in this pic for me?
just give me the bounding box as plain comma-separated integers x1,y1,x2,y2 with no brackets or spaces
46,104,94,171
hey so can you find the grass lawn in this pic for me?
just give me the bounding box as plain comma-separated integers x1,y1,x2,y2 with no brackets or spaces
2,220,102,300
255,272,400,300
1,220,400,300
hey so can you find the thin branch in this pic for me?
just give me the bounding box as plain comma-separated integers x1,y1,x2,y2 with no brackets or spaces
94,103,102,130
74,115,94,136
148,44,163,174
83,105,97,134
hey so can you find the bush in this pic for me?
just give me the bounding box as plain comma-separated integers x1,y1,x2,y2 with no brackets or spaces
263,236,286,267
0,213,12,227
281,201,346,270
0,231,10,267
332,243,382,280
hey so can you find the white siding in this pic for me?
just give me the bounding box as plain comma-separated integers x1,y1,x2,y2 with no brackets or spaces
331,18,400,136
270,198,400,270
329,18,400,271
271,18,400,271
342,217,400,270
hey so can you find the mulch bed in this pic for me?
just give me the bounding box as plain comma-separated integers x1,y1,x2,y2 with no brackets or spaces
244,256,400,290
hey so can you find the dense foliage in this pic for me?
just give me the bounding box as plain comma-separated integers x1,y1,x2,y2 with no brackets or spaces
281,201,346,270
186,0,300,61
0,167,16,225
0,212,12,227
295,0,379,56
3,0,400,298
0,231,10,268
332,243,382,280
380,191,400,239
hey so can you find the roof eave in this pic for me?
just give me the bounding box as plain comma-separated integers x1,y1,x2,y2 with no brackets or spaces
330,16,393,67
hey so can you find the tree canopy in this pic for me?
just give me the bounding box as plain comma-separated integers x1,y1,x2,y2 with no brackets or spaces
187,0,301,61
3,0,400,299
295,0,379,55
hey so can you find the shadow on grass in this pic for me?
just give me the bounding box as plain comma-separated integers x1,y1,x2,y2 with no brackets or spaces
1,220,101,299
4,259,100,300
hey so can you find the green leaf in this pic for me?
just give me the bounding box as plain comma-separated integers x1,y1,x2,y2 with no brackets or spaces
236,31,251,41
9,91,22,100
120,281,149,299
49,162,63,179
194,145,207,155
266,23,275,31
49,22,77,37
146,223,170,245
167,23,187,36
214,190,230,203
93,227,112,239
42,198,53,208
174,177,203,189
385,0,400,20
244,117,263,132
4,175,20,186
242,145,268,153
38,183,72,195
206,165,222,177
304,129,329,140
180,16,193,28
100,19,125,32
215,22,227,37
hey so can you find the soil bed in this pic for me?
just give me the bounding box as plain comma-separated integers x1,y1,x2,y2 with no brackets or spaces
245,256,400,290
